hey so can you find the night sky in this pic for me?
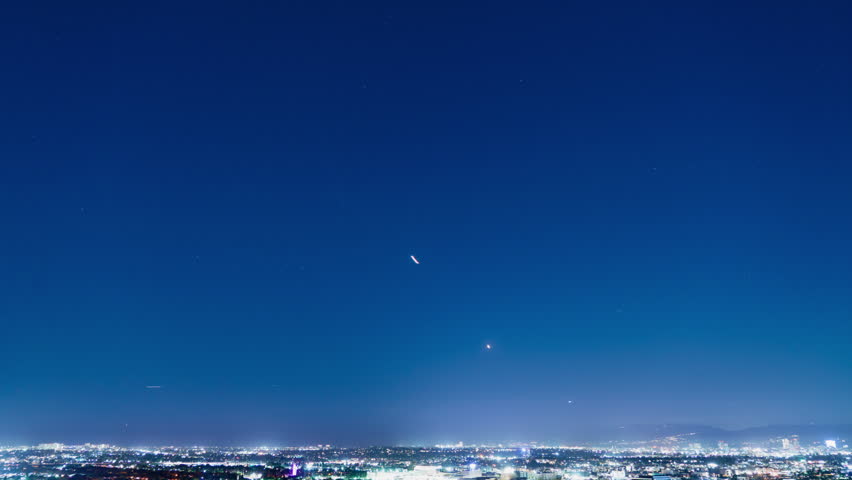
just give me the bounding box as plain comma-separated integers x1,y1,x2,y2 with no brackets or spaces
2,1,852,446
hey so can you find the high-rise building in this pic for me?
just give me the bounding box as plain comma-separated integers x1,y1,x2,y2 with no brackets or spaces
790,436,800,450
37,443,64,451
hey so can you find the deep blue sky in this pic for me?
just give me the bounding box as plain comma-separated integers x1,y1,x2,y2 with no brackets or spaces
1,1,851,446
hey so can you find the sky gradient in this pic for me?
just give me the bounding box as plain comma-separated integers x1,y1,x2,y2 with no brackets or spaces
1,1,852,446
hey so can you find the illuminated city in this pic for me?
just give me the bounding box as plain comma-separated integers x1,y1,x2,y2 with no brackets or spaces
3,439,851,480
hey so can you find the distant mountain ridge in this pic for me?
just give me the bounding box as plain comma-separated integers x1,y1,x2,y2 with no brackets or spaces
571,424,852,446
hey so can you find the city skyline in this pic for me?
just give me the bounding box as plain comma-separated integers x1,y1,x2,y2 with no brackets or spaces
6,423,852,449
2,442,851,480
5,436,852,451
